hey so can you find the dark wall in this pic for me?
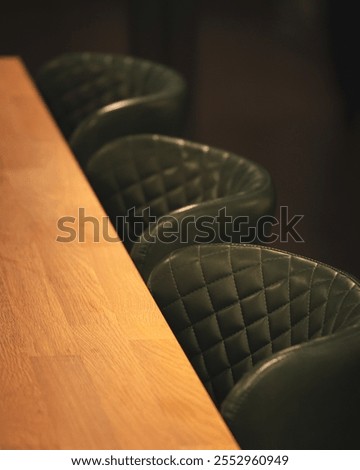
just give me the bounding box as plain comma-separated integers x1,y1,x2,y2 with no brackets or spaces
1,0,359,276
0,1,129,73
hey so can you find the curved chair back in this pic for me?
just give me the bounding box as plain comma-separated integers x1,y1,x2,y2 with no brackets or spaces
36,53,187,165
85,135,275,279
147,243,360,449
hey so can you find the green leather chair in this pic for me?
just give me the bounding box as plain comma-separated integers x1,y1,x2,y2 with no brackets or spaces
36,52,187,166
85,134,276,280
147,243,360,449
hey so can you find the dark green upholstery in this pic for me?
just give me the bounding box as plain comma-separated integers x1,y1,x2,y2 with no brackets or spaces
147,243,360,449
36,53,187,166
85,135,275,280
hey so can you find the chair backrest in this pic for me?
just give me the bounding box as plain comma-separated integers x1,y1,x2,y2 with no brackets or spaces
86,135,274,253
36,53,187,164
147,243,360,407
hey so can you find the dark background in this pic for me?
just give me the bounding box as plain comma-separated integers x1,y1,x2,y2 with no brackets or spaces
1,0,359,276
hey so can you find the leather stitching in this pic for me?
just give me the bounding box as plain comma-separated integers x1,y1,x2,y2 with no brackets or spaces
197,246,235,389
168,254,214,394
259,248,273,354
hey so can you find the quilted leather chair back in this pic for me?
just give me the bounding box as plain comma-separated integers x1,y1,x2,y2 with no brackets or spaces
148,244,360,448
86,135,275,279
36,53,186,165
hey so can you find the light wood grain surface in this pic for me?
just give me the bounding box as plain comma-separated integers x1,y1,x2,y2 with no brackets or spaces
0,57,238,450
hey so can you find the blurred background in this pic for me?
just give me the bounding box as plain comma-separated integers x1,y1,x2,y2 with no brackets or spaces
1,0,359,276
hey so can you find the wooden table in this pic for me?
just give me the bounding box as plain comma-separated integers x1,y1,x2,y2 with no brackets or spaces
0,57,238,450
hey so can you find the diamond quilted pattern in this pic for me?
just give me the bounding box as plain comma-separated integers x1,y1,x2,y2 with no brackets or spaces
148,244,360,406
86,135,270,250
36,52,184,139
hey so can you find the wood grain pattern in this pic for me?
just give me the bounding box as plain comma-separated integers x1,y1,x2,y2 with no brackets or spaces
0,57,238,449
